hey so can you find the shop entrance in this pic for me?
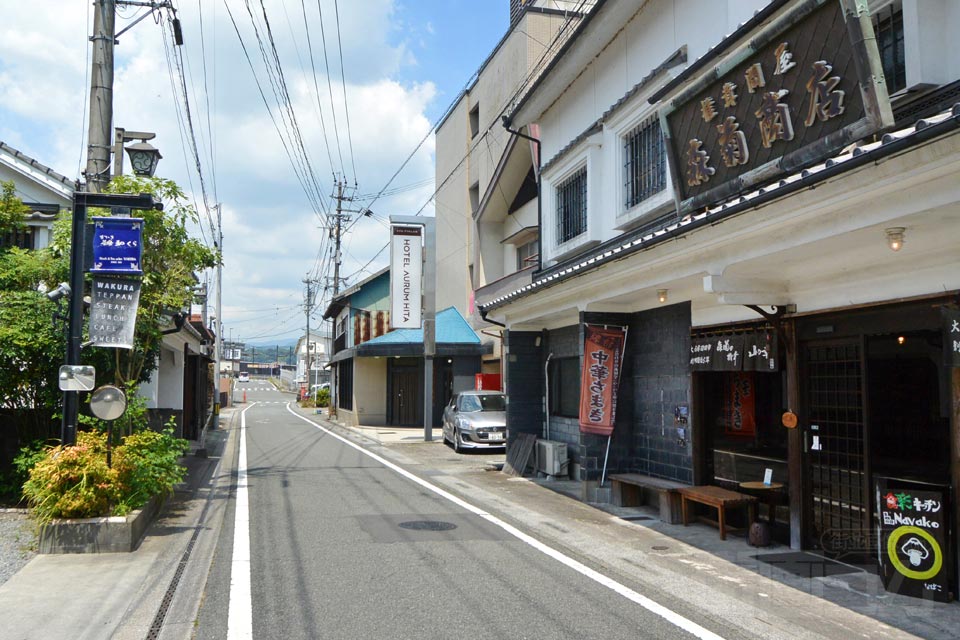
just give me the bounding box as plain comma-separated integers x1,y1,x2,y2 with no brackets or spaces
388,360,421,426
802,340,870,558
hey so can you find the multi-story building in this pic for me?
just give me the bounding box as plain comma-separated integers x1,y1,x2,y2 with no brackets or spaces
476,0,960,596
434,0,593,383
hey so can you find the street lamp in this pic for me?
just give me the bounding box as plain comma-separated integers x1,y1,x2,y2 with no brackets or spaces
113,128,162,178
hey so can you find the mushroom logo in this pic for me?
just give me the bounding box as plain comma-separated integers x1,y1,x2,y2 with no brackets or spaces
900,537,929,567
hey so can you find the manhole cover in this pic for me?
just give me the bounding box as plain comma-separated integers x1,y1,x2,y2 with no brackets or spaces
398,520,457,532
652,545,670,551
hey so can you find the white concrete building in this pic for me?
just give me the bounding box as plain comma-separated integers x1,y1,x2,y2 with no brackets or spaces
434,1,594,379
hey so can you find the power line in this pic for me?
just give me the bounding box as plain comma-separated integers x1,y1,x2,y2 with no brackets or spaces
332,0,357,184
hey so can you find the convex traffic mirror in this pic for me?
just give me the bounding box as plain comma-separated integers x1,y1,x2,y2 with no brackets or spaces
90,385,127,421
59,365,95,392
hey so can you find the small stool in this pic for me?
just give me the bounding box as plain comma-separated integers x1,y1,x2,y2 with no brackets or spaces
749,521,771,547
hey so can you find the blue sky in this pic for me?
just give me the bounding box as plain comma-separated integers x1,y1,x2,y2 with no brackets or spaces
0,1,510,345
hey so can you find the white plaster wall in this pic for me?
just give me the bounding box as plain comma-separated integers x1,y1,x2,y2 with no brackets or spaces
354,357,387,426
539,0,767,163
158,346,184,409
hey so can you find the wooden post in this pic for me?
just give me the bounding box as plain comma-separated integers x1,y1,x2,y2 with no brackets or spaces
785,320,804,550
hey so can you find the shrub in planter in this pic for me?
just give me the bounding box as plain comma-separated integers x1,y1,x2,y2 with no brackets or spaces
113,427,189,515
22,431,119,522
22,426,189,522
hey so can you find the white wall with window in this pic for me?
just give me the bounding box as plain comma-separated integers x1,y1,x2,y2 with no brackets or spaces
540,134,603,263
870,0,958,98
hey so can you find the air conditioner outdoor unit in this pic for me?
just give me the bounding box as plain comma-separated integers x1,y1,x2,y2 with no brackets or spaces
535,439,568,476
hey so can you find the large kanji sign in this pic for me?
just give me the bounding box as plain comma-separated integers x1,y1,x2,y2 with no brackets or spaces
652,0,893,214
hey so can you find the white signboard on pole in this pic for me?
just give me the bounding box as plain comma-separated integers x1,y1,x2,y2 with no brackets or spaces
89,277,141,349
390,225,423,329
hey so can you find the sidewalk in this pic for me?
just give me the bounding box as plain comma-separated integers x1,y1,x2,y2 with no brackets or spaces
0,412,234,640
311,406,959,640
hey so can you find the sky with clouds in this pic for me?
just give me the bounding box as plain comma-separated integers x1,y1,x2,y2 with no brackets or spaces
0,1,509,348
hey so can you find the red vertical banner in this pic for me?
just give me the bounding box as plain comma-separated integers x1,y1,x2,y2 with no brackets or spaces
579,325,627,436
724,371,756,437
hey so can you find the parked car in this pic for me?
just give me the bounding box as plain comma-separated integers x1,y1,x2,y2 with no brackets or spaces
238,372,250,382
442,391,507,453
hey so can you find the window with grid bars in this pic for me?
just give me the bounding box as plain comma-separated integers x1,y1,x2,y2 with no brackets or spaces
555,166,587,244
623,116,666,209
875,4,905,94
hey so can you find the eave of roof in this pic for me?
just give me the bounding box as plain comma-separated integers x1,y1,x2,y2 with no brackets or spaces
480,104,960,313
0,141,75,197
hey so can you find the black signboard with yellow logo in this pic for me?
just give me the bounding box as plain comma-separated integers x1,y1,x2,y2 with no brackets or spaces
876,477,952,602
651,0,894,215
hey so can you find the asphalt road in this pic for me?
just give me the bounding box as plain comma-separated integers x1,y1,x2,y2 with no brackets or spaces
193,381,728,640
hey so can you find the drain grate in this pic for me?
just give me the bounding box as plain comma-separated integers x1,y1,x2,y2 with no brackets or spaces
398,520,457,532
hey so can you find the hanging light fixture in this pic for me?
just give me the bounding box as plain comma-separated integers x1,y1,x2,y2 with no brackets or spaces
885,227,905,252
657,289,668,304
124,141,163,177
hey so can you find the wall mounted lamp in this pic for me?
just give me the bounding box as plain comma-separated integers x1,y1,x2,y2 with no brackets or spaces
885,227,905,252
657,289,668,304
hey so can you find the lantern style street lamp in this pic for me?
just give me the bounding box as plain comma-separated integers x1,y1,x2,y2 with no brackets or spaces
113,128,162,178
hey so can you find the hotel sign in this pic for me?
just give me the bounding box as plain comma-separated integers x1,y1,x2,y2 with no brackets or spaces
653,0,893,215
390,225,423,329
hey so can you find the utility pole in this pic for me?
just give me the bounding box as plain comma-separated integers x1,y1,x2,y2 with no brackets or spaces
85,0,116,192
212,204,223,432
304,278,314,393
332,180,345,295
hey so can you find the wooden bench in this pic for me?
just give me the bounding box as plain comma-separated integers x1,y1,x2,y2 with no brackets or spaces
677,485,757,540
608,474,687,524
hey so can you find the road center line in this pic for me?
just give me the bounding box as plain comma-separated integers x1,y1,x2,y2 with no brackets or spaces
228,403,256,640
285,405,725,640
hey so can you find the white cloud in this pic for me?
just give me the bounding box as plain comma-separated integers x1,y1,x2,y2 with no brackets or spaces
1,0,445,344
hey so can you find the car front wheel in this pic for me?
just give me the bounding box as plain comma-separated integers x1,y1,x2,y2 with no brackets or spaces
453,428,462,453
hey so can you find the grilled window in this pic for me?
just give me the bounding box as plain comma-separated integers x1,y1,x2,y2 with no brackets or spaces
555,167,587,244
623,116,665,209
875,5,905,94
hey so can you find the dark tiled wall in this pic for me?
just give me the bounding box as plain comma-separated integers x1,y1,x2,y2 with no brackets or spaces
579,312,634,482
504,331,544,443
624,302,693,484
544,324,581,460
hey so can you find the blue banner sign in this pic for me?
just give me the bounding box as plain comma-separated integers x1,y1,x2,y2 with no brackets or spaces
91,217,143,274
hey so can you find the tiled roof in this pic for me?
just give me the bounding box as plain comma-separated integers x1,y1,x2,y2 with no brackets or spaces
480,103,960,312
0,141,75,191
361,306,481,346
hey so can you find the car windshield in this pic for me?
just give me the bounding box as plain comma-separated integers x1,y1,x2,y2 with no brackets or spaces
460,394,505,412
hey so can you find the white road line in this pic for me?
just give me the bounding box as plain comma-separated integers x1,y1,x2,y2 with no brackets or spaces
227,403,256,640
285,405,725,640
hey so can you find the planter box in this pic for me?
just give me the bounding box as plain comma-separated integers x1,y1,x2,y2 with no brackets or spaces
38,494,164,554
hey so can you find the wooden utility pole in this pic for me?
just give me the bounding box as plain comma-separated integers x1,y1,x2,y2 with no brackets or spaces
86,0,116,192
